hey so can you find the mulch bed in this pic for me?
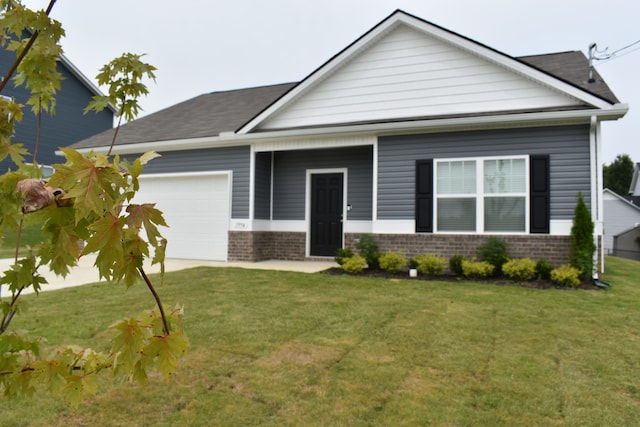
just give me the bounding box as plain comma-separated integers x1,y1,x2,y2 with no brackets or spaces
321,267,602,290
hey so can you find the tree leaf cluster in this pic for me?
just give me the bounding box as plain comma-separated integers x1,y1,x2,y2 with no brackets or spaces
0,0,188,406
603,154,634,196
85,52,157,123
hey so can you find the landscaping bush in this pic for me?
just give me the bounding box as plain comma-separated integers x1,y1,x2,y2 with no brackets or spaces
535,258,554,280
550,264,582,287
356,234,380,269
461,259,495,278
414,254,446,276
478,237,509,275
570,192,596,281
341,256,367,274
502,258,537,281
379,251,407,273
334,248,354,266
449,254,464,276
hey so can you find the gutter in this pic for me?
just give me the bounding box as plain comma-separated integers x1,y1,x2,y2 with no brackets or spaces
60,104,629,156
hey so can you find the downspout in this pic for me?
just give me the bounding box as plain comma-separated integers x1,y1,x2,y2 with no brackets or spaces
589,116,602,278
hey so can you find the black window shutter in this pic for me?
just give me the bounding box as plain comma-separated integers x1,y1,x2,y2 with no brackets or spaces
416,159,433,233
530,155,550,234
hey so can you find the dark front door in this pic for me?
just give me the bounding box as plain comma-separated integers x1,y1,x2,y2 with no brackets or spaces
310,173,344,256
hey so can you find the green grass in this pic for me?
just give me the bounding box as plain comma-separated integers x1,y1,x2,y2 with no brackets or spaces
2,256,640,426
0,224,46,258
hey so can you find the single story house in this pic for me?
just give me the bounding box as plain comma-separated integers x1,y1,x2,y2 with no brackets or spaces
67,10,627,269
602,188,640,256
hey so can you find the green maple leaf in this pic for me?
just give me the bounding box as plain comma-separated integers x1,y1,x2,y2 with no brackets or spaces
49,148,126,222
0,141,29,165
37,206,87,277
0,255,47,294
110,318,146,376
4,370,37,398
33,358,67,395
142,332,189,382
62,374,97,408
119,151,161,196
82,213,126,280
152,238,167,275
117,233,149,287
126,203,167,246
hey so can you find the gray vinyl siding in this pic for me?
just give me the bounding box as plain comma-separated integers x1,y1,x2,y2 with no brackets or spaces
378,125,591,221
137,145,250,218
272,146,373,220
254,152,272,220
0,48,113,168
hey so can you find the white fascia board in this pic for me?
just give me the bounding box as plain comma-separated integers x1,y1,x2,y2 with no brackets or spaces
60,104,629,157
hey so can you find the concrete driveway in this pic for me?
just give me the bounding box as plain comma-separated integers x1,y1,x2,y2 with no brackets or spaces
0,256,336,295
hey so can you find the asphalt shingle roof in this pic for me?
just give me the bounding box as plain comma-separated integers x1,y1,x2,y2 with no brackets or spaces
518,50,620,104
69,51,621,150
71,82,296,149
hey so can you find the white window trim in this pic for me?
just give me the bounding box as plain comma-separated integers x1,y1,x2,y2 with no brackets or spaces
434,155,530,234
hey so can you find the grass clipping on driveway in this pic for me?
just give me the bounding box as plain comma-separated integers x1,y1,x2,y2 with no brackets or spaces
3,256,640,426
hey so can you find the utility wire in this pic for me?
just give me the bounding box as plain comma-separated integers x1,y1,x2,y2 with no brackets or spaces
592,39,640,65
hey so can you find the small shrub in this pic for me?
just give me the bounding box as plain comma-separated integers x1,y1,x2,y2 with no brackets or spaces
535,258,554,280
550,264,581,287
478,238,509,275
461,258,495,278
449,254,464,276
334,248,354,266
570,192,595,281
356,234,380,269
341,256,367,274
379,251,407,273
502,258,537,281
414,254,446,276
408,257,419,269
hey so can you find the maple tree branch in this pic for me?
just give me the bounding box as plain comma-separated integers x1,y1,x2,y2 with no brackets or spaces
33,98,41,163
107,111,123,156
0,287,24,335
138,266,170,335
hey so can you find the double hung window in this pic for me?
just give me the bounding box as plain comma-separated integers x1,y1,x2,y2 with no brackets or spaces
435,156,527,233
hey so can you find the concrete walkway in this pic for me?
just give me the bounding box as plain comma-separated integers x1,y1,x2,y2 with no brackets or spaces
0,256,337,296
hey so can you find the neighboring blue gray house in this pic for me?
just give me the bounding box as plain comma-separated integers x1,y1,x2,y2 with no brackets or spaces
68,10,627,269
0,47,114,169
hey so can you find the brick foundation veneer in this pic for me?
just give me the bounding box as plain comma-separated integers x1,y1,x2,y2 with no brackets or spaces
229,231,600,272
345,233,574,268
228,231,306,262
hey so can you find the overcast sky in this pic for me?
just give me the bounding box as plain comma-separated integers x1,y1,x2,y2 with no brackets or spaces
22,0,640,164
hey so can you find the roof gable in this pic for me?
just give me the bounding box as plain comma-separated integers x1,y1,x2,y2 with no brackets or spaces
240,10,617,133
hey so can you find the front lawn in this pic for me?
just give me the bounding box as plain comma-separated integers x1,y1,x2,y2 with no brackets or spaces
2,256,640,426
0,224,46,259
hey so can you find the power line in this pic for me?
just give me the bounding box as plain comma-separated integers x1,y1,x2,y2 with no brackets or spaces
590,39,640,65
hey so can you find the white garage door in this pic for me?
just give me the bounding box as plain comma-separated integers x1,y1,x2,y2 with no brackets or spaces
134,173,230,261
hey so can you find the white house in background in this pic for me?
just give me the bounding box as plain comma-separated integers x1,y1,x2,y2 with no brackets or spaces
603,188,640,255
